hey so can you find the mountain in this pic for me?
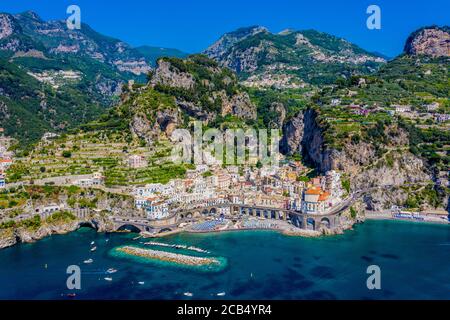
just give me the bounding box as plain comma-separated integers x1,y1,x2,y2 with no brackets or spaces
204,26,386,88
280,26,449,210
136,46,189,66
0,11,152,147
0,11,151,76
82,54,257,144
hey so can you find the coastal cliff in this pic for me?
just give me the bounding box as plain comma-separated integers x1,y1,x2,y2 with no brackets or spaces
0,186,138,249
0,215,117,250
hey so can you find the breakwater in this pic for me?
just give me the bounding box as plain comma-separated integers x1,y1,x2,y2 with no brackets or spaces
142,241,210,253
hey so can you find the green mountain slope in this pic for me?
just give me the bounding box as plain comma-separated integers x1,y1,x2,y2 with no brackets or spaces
0,11,153,147
204,26,386,87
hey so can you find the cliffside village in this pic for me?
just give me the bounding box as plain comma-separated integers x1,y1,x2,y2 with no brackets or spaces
131,161,345,220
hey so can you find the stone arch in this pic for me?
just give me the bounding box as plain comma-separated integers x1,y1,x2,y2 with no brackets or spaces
306,218,315,231
321,217,331,229
271,211,276,219
116,224,142,233
210,208,217,215
78,221,98,230
202,209,209,215
292,216,302,228
263,210,269,219
256,210,261,217
159,228,172,233
186,212,193,219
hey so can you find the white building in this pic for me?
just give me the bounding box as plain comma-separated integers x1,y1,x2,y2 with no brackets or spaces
393,105,411,113
217,174,231,189
301,188,330,214
426,102,440,112
0,159,12,171
144,196,169,220
325,170,344,201
74,172,104,187
128,155,148,169
330,98,341,106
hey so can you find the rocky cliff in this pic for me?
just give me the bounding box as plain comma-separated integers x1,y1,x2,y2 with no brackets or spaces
204,26,268,60
0,215,117,250
281,108,433,210
404,26,450,57
126,55,257,143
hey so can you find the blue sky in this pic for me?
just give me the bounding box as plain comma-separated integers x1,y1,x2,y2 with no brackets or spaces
0,0,448,57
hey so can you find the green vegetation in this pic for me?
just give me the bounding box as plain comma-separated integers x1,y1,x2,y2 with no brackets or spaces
350,207,357,219
0,215,41,231
46,211,76,224
152,55,240,114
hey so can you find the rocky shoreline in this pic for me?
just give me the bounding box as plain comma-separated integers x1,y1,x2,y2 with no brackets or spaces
116,246,221,267
0,217,114,250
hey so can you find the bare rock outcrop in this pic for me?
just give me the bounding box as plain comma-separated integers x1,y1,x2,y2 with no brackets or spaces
150,60,195,90
404,26,450,57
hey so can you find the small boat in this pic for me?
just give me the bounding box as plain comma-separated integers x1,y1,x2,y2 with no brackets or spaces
217,292,226,296
66,293,76,298
90,246,97,252
183,292,193,297
83,259,93,264
106,268,118,274
138,281,145,285
104,277,113,281
90,241,95,245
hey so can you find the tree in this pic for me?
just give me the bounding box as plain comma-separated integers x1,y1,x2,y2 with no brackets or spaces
62,151,72,158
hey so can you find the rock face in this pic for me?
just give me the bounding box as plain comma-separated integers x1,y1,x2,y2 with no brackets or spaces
150,60,195,90
204,26,268,60
280,108,433,208
218,91,257,120
280,111,304,155
0,13,14,39
404,26,450,57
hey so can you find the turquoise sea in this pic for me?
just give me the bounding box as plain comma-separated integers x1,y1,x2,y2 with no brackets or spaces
0,220,449,300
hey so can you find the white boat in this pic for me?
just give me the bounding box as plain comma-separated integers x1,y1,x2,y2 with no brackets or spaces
83,259,93,264
106,268,118,274
90,241,95,245
104,277,113,281
217,292,226,296
138,281,145,285
90,246,97,252
183,292,193,297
